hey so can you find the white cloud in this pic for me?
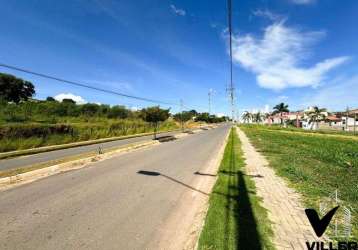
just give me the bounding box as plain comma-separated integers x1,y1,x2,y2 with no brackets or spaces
278,95,289,100
170,4,186,16
54,93,87,104
210,22,218,29
231,21,349,90
86,80,133,93
290,0,314,4
252,9,281,21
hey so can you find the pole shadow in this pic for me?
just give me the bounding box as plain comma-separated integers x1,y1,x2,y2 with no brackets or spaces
194,171,217,177
137,170,209,196
221,131,263,250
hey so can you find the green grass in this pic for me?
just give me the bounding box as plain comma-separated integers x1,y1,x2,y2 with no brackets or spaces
244,124,358,137
240,124,358,241
198,128,275,250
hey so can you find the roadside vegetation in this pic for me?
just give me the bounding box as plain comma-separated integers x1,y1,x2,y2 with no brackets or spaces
198,128,275,250
0,72,228,152
240,124,358,240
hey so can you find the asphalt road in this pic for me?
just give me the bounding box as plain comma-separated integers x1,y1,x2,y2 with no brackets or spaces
0,131,179,171
0,124,230,250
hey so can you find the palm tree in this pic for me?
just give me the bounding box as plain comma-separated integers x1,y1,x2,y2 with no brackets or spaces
273,103,289,125
252,112,263,123
242,111,252,123
306,106,327,130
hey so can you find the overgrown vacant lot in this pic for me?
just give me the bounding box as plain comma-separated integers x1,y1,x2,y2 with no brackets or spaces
198,129,274,250
0,119,178,153
240,125,358,240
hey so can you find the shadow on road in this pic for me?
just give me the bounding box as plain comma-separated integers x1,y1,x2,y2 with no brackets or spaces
194,171,216,177
137,170,237,199
137,170,209,196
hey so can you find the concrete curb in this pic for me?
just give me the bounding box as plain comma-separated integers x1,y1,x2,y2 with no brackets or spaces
0,140,159,191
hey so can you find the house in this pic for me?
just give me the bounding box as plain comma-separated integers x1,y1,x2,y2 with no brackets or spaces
265,111,304,127
301,107,329,130
332,109,358,131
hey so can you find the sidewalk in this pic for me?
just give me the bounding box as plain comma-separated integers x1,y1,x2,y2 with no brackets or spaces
236,127,324,249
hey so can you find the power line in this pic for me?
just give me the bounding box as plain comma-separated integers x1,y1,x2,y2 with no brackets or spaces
0,63,177,106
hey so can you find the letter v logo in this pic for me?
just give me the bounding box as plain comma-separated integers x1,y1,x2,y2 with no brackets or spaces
305,206,339,237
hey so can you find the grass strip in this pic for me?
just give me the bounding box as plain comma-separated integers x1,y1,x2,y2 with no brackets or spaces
198,128,275,250
240,125,358,241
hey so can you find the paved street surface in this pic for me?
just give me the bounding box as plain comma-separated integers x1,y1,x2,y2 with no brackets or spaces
0,124,230,250
0,131,179,171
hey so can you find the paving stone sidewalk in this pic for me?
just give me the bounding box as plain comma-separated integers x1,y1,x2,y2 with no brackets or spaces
236,127,325,250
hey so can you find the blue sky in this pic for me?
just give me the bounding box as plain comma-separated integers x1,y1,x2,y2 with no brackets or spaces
0,0,357,115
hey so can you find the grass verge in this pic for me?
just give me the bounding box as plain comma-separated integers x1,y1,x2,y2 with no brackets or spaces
198,128,275,250
242,124,358,139
240,124,358,241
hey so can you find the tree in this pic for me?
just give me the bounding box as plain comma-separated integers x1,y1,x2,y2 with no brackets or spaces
140,106,170,139
252,112,263,123
306,106,327,130
273,103,289,125
107,105,129,119
46,96,56,102
173,111,193,131
242,111,252,123
81,103,100,116
62,98,76,104
0,73,35,103
188,109,198,117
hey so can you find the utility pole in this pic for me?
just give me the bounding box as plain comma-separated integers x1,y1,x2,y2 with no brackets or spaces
180,99,184,132
208,89,212,115
227,0,235,123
